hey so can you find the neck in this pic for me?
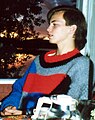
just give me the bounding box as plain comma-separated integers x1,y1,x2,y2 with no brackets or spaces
56,48,75,55
56,37,76,55
56,43,75,55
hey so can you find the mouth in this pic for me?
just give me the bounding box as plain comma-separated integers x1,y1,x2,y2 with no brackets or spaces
48,34,53,39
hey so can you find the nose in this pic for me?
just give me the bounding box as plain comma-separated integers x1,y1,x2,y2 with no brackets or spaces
47,26,50,32
47,25,52,33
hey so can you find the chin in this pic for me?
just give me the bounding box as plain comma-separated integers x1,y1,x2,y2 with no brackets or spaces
49,39,56,44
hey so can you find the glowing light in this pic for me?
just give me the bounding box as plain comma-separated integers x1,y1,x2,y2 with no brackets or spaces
43,36,49,40
0,30,7,38
10,32,18,38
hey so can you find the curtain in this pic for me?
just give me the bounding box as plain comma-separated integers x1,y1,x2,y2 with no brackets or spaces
77,0,95,79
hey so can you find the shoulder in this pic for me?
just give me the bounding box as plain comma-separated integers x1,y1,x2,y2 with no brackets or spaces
74,55,90,64
71,55,91,71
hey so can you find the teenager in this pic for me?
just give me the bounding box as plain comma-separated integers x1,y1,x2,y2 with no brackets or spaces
0,5,93,116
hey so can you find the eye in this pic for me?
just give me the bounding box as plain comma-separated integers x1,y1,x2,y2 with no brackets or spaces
53,23,58,27
53,23,56,26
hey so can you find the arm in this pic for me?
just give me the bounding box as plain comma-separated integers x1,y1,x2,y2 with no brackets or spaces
67,57,92,100
0,60,37,114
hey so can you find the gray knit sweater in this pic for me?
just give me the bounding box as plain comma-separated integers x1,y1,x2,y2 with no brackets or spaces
35,49,90,100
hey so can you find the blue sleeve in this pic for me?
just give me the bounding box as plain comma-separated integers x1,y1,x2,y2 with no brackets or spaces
0,61,36,111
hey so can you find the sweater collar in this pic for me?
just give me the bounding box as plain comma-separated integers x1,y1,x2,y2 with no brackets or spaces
44,48,80,63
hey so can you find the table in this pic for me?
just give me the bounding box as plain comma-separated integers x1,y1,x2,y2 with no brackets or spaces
0,100,95,120
0,115,31,120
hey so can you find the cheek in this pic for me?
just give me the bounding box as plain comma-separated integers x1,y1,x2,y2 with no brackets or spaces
56,29,69,41
56,30,64,38
54,28,63,36
54,33,64,42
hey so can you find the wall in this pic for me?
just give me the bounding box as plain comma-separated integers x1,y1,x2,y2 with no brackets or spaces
0,84,12,101
0,79,16,101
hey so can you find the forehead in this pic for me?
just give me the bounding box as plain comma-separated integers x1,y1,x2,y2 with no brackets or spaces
50,11,65,22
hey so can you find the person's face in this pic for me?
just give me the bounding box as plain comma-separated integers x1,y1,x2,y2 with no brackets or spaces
47,11,72,44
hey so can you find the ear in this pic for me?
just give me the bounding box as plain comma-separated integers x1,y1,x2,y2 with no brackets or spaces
70,25,77,34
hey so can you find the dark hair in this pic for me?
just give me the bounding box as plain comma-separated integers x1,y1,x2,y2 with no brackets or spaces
47,5,87,50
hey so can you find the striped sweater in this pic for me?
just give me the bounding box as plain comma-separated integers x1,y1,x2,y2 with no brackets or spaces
0,48,91,113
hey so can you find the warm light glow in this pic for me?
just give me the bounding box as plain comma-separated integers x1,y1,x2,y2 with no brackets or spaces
0,33,5,37
15,53,34,62
10,32,18,38
26,36,34,40
0,30,7,37
0,30,19,38
0,29,47,39
8,54,35,69
43,36,49,40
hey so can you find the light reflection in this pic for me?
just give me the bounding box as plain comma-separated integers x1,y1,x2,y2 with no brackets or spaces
7,54,35,78
10,32,18,38
0,30,7,38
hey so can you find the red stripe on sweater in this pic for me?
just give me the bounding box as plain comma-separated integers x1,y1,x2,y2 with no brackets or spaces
45,48,80,63
23,73,66,94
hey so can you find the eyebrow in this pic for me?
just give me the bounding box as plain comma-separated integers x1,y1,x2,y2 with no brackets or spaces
51,20,62,23
50,20,65,24
50,20,56,23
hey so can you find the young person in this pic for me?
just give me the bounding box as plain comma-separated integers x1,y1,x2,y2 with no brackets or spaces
0,5,93,116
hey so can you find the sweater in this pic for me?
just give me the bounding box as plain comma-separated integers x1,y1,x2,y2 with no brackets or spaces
0,48,91,113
